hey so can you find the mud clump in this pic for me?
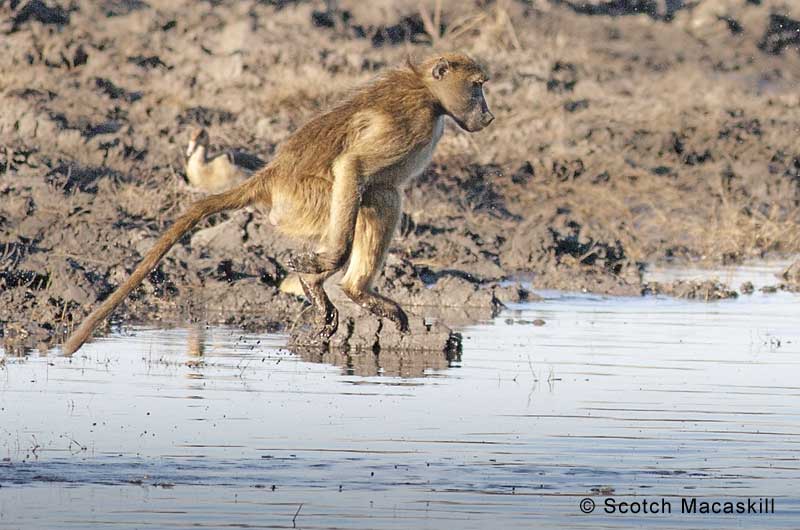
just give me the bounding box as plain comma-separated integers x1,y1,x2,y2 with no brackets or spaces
552,0,683,21
502,206,642,295
289,307,463,358
311,6,435,48
9,0,70,32
759,14,800,55
547,61,578,94
643,280,738,301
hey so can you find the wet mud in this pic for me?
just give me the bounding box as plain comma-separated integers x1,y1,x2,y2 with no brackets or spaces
2,0,800,353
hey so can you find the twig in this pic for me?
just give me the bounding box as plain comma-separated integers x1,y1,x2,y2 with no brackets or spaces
418,1,439,46
292,503,303,528
51,252,112,266
498,2,522,50
69,437,86,451
433,0,442,42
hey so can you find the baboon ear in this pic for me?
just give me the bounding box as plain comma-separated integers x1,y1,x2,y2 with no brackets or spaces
432,58,450,80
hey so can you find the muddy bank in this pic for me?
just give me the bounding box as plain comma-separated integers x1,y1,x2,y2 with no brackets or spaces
2,0,800,353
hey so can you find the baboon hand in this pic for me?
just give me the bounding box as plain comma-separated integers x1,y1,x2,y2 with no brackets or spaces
288,251,346,274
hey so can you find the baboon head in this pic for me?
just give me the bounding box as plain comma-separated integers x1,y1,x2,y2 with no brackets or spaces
186,128,209,157
422,53,494,133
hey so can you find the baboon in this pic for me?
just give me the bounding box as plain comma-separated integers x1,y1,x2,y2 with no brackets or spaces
63,52,494,355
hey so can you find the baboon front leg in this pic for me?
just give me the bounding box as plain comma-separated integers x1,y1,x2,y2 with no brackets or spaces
340,186,409,333
298,271,338,340
290,157,361,275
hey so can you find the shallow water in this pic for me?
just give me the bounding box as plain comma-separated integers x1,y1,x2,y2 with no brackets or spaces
2,266,800,529
645,258,794,290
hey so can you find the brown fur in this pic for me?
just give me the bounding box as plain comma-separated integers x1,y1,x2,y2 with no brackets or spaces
63,52,493,355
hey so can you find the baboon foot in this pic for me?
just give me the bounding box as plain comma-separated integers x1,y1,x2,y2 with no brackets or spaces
317,304,339,340
344,289,409,333
298,273,339,340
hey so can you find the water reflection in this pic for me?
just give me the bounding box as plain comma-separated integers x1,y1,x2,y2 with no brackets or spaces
178,323,462,378
294,345,461,378
186,325,206,358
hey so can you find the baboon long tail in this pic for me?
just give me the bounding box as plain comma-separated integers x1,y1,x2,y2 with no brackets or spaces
62,176,265,355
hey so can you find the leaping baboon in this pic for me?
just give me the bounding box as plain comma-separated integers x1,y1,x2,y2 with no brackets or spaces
63,52,494,355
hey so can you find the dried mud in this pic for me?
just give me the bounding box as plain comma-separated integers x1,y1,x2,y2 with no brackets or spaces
2,0,800,354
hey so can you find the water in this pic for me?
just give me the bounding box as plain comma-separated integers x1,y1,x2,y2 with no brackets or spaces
644,258,794,290
1,265,799,529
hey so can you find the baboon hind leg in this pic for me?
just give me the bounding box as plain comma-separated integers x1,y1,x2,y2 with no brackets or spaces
298,271,339,341
289,159,361,275
340,187,408,333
